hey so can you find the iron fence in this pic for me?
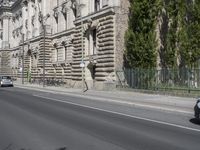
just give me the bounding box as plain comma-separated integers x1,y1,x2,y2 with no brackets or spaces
116,68,200,93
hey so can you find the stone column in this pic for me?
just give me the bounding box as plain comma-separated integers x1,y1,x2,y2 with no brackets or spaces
35,0,40,36
41,0,46,15
8,15,13,48
41,0,51,32
2,14,10,48
27,0,32,39
0,20,3,49
62,3,68,30
21,1,27,37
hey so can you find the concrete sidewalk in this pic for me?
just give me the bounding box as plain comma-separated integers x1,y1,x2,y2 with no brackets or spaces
14,82,197,115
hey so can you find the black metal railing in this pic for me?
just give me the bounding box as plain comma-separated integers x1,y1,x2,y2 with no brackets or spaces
116,68,200,93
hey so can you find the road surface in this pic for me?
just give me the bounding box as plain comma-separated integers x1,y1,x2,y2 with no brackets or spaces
0,87,200,150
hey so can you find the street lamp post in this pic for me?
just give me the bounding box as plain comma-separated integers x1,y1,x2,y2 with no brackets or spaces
81,10,84,92
22,33,24,84
42,17,46,87
77,3,85,92
38,4,50,87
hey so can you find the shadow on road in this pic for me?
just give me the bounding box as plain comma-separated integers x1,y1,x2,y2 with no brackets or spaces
190,118,200,125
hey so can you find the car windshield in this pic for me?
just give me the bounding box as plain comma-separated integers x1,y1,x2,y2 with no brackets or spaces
2,76,11,79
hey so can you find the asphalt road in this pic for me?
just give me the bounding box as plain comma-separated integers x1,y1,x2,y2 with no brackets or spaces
0,87,200,150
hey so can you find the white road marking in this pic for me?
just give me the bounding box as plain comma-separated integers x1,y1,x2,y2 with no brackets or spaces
33,94,200,133
15,85,193,115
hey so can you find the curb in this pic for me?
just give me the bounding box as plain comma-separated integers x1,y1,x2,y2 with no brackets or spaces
14,84,193,115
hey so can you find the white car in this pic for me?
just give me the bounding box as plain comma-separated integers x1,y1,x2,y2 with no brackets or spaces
0,76,14,87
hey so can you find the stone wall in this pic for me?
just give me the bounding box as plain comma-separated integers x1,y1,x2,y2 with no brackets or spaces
115,0,130,71
0,0,130,90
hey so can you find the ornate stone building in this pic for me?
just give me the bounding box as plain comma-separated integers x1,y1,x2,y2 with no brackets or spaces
0,0,129,89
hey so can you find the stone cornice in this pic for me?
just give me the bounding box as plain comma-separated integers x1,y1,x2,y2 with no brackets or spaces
0,12,12,19
9,27,76,51
51,28,75,39
74,7,115,24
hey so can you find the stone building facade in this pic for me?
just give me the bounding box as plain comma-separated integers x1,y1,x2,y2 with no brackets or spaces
0,0,129,89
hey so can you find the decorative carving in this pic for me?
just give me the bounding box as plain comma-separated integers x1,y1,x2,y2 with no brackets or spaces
61,41,67,47
16,28,20,36
69,34,74,44
83,19,99,33
38,11,42,22
53,43,58,48
12,16,16,22
91,20,99,29
31,15,35,26
27,49,32,56
53,7,59,19
0,0,10,6
15,13,19,20
32,46,39,58
19,10,22,17
19,25,23,34
61,4,67,16
71,0,78,17
71,0,78,10
25,19,28,29
12,30,15,38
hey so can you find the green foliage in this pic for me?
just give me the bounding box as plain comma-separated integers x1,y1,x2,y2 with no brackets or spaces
126,0,200,69
178,0,200,68
162,0,180,68
125,0,161,68
186,1,200,66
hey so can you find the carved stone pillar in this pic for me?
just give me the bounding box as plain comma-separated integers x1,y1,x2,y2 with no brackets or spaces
61,3,68,30
27,0,32,39
34,0,40,36
21,0,28,35
2,14,11,48
0,19,3,49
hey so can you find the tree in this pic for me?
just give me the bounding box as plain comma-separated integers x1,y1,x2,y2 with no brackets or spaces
186,0,200,67
125,0,162,68
125,0,200,69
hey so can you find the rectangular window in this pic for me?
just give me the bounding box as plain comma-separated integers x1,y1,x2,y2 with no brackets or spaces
65,12,68,30
53,48,58,62
102,0,108,7
92,29,97,55
62,47,65,61
65,46,67,61
56,49,59,62
87,29,97,56
94,0,100,12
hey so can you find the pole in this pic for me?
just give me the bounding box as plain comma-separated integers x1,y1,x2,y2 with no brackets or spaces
81,15,84,92
37,1,46,87
43,22,46,87
22,33,24,84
